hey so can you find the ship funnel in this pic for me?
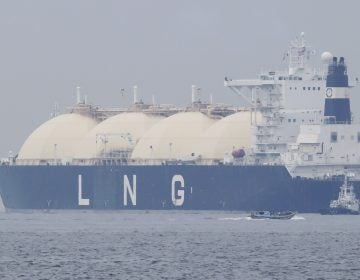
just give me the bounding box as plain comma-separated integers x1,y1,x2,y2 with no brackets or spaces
324,56,351,124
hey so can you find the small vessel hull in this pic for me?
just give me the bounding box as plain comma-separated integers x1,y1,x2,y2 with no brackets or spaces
250,211,296,220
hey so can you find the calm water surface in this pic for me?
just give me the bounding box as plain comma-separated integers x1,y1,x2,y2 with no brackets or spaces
0,211,359,280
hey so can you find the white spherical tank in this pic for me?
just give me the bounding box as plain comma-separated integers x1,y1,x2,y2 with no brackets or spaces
17,114,98,163
131,112,215,160
195,111,261,160
74,112,164,159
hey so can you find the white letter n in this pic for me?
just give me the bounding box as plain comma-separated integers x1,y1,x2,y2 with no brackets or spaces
124,175,137,206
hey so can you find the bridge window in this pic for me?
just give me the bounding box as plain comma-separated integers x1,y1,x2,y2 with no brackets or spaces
331,132,338,143
318,87,321,90
303,87,306,90
308,87,311,90
313,87,316,90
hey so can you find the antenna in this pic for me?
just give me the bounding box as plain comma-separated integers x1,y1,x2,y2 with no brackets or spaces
133,85,138,104
51,102,59,118
152,94,156,106
191,85,201,103
119,88,127,105
287,32,315,75
76,86,81,104
191,85,196,103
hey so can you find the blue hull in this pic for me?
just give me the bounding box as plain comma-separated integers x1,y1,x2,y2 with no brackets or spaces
0,165,356,212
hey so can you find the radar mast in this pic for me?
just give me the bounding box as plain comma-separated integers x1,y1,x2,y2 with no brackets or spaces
288,32,314,75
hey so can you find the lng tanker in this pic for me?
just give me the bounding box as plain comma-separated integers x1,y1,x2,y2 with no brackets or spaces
0,33,359,212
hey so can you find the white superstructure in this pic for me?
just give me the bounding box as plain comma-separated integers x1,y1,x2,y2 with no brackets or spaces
329,174,359,212
224,33,359,172
282,54,360,180
282,123,360,179
224,33,330,164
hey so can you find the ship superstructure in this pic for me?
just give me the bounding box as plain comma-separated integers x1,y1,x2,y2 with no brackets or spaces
224,33,330,165
283,56,360,181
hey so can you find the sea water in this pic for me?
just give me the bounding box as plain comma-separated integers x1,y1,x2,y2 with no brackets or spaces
0,211,359,280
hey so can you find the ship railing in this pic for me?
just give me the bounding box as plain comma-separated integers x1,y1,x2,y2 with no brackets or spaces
128,158,223,166
14,159,66,166
12,157,263,166
11,158,245,166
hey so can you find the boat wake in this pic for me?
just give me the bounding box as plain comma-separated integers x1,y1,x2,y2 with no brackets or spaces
219,215,305,221
291,215,305,220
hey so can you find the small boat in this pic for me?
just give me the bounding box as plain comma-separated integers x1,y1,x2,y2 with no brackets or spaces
250,211,296,220
320,175,360,215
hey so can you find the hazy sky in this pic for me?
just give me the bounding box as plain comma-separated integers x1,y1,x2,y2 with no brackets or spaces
0,0,360,156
